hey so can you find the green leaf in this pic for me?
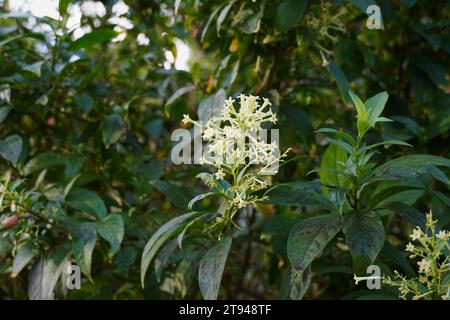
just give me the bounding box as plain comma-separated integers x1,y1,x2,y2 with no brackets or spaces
287,214,341,274
201,4,223,42
59,0,71,16
264,182,332,209
97,214,124,254
325,58,351,104
198,89,226,123
275,0,307,33
70,223,97,281
360,140,411,152
369,179,425,208
74,92,94,114
0,33,46,47
23,152,68,175
343,212,385,275
154,239,178,281
102,114,126,147
68,28,118,51
141,212,204,286
188,192,215,210
165,85,195,107
0,134,22,166
28,243,71,300
241,7,263,34
320,142,349,187
0,105,12,124
365,91,389,127
151,180,194,209
280,266,311,300
198,236,232,300
372,155,450,179
325,138,355,155
66,187,107,220
216,2,235,36
12,242,37,277
349,91,370,137
384,202,426,229
316,127,356,146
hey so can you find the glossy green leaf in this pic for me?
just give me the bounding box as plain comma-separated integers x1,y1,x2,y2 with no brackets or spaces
69,28,118,51
344,212,385,275
288,214,341,274
97,214,124,254
275,0,307,32
28,243,71,300
66,187,107,220
0,134,22,166
70,223,97,281
198,236,232,300
103,114,126,146
141,212,204,286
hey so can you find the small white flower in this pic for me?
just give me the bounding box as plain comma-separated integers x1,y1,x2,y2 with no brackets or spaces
411,227,422,241
405,242,415,252
215,168,225,180
182,114,191,124
436,230,448,241
417,258,431,274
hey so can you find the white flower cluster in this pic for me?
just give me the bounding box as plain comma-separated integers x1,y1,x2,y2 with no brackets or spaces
383,211,450,300
182,94,289,211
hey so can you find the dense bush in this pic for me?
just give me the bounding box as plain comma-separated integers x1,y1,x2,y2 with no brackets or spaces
0,0,449,299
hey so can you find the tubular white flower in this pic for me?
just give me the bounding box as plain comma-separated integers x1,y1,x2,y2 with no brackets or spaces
183,93,289,213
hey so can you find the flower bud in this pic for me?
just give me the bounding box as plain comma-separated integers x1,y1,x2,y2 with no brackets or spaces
1,215,19,229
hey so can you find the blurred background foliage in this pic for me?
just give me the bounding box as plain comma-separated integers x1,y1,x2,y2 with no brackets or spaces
0,0,449,299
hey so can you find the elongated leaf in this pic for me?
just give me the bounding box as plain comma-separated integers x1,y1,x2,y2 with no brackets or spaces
66,187,107,220
165,85,195,107
216,2,235,36
372,155,450,178
325,138,355,155
288,214,342,274
384,202,426,229
70,223,97,281
97,214,124,254
69,28,118,51
201,4,223,42
188,192,215,210
0,134,22,166
59,0,71,16
343,212,385,275
320,142,348,187
24,152,64,175
28,243,71,300
365,91,388,127
316,127,356,146
361,140,411,152
325,58,351,104
141,212,204,286
264,181,332,209
199,236,232,300
12,242,36,276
